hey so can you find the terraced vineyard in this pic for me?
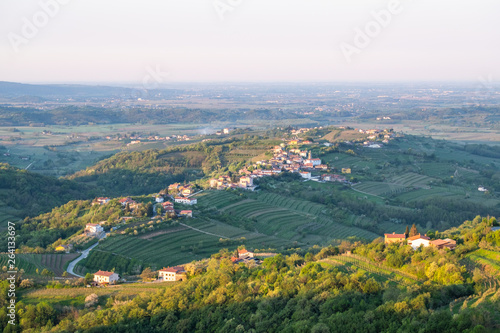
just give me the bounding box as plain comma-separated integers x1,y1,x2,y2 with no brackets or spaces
390,172,435,187
466,249,500,278
84,218,294,273
328,254,420,287
0,253,78,276
216,191,380,242
352,181,407,197
196,190,241,209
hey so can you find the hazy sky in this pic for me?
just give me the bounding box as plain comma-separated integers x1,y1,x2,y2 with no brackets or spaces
1,0,499,83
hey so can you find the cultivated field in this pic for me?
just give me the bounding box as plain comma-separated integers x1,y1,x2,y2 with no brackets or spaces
20,281,176,308
200,191,379,243
0,253,79,276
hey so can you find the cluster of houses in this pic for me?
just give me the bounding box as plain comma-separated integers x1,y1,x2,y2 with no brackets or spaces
209,175,258,191
384,232,457,250
106,134,193,143
90,247,276,286
91,265,187,286
215,128,232,136
208,139,357,189
231,248,261,265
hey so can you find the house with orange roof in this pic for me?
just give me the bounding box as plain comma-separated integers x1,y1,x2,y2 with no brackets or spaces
384,232,406,244
94,270,120,284
407,234,431,250
178,210,192,218
238,248,254,257
158,266,186,281
430,238,456,250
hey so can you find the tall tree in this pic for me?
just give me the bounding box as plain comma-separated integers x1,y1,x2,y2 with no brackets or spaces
405,225,409,238
409,224,418,237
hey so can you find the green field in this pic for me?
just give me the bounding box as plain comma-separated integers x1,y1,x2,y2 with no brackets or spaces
325,254,419,287
76,218,295,274
200,191,380,243
20,281,176,308
0,253,78,276
466,249,500,278
352,181,407,197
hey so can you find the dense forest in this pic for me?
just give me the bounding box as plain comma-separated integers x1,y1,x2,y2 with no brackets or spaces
0,164,96,219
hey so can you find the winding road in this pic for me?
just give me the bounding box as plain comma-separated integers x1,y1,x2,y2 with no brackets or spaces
66,242,99,278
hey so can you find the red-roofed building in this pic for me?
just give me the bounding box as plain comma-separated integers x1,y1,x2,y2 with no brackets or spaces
94,270,119,284
384,232,406,244
158,266,186,281
407,234,431,249
238,248,253,257
430,238,456,250
178,210,192,218
92,197,110,206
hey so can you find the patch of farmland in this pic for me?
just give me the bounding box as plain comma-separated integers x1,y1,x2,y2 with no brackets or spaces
255,192,325,215
196,190,241,209
466,249,500,278
0,253,78,276
352,181,407,197
93,221,294,270
419,163,455,178
390,172,436,187
394,186,464,202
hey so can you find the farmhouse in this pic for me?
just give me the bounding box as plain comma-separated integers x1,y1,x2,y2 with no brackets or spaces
85,223,104,237
300,171,311,179
178,210,193,218
321,174,347,183
158,266,186,281
119,197,137,207
174,197,197,205
384,232,406,244
168,183,181,191
430,238,456,250
92,197,110,206
180,185,195,196
162,201,175,211
238,248,254,257
94,271,119,284
55,244,72,252
407,234,431,250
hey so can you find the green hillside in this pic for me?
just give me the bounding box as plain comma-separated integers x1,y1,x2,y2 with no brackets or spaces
67,138,275,196
0,163,95,230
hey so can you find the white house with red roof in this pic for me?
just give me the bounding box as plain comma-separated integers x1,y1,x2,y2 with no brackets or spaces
93,197,110,206
407,234,431,250
238,248,254,257
94,270,119,284
158,266,186,281
299,171,311,179
178,210,193,218
85,223,104,236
